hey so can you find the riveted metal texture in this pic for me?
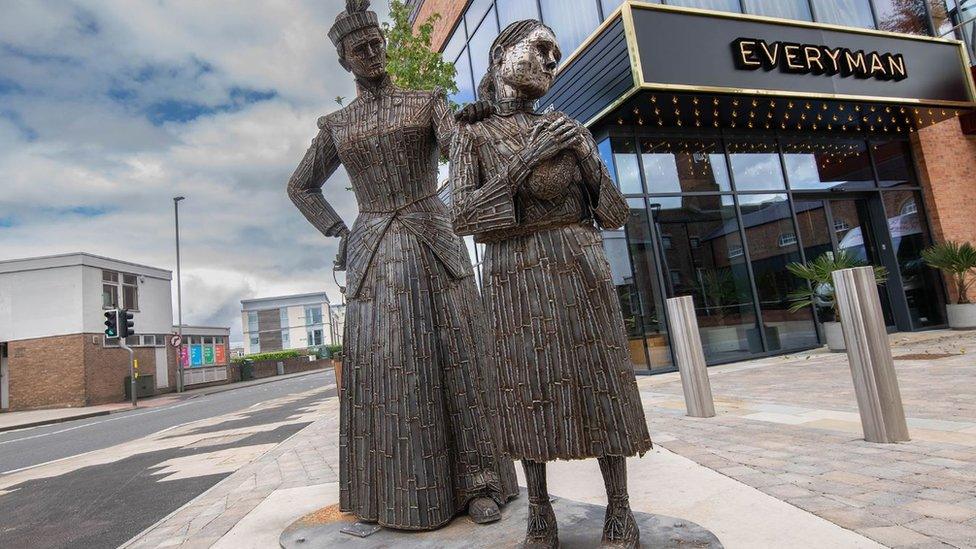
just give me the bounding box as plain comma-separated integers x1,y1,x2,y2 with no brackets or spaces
451,19,652,548
286,0,516,531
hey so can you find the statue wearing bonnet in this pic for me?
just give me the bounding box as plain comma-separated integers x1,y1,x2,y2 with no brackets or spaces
287,0,516,532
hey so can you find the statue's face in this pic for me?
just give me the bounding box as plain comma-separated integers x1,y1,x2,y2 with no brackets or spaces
341,26,387,80
494,27,561,100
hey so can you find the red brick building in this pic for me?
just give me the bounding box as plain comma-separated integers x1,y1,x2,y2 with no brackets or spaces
0,253,180,411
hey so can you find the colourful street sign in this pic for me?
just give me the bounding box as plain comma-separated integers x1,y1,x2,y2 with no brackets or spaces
203,345,215,365
215,345,227,365
180,345,189,368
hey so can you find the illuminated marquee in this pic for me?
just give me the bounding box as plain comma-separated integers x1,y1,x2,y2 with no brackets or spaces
732,38,907,81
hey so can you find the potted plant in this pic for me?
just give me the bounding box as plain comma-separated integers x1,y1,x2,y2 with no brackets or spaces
787,251,887,352
921,241,976,329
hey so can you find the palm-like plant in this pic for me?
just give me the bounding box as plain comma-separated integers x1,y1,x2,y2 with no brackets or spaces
786,251,888,320
920,241,976,304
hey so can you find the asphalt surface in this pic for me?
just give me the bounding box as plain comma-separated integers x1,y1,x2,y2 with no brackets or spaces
0,371,333,474
0,371,336,549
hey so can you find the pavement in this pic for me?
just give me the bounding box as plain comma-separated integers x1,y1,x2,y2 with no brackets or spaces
13,330,976,548
0,367,331,433
0,371,336,549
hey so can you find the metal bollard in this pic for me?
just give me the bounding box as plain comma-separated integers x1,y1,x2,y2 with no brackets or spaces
666,295,716,418
832,266,910,443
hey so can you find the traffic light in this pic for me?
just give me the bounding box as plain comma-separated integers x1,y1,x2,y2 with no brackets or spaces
104,309,120,338
119,309,136,339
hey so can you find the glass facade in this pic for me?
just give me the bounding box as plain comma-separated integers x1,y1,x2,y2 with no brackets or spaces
431,0,955,372
604,130,943,370
440,0,960,107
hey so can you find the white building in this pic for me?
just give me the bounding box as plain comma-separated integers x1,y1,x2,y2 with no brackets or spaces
240,292,337,355
0,253,177,410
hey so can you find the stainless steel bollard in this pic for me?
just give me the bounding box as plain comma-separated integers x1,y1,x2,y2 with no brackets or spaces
666,295,716,418
832,266,910,443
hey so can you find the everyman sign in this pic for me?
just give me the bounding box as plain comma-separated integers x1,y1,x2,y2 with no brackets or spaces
732,38,907,81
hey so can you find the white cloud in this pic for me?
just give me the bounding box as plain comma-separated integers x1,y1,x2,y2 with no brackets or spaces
0,0,381,344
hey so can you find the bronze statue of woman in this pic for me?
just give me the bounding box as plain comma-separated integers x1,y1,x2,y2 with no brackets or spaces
286,0,516,531
450,20,652,549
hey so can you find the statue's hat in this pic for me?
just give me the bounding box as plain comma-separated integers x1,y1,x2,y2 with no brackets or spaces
328,0,379,47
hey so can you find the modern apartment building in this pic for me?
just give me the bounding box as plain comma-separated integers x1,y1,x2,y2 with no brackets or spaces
240,292,338,355
411,0,976,373
0,253,178,410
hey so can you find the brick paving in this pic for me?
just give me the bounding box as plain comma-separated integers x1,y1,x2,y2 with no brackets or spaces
639,330,976,548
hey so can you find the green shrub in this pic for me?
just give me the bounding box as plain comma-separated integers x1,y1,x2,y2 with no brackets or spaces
231,350,301,364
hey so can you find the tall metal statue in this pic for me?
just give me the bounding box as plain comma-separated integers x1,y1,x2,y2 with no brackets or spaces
287,0,516,531
450,20,653,549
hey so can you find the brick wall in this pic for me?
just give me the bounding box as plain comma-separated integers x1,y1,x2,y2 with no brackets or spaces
83,335,170,406
6,334,86,411
412,0,464,52
2,333,181,411
911,117,976,302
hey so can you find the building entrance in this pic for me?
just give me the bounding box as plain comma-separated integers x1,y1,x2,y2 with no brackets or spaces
794,195,897,328
607,132,946,373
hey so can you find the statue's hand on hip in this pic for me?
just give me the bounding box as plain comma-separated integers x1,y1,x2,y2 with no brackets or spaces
334,232,349,272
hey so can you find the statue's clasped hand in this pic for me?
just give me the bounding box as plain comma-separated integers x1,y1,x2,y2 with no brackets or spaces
524,115,584,168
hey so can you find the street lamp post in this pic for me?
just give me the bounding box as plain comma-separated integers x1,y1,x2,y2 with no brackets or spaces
174,196,186,393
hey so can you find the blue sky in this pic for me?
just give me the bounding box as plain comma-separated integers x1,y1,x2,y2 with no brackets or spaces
0,1,378,344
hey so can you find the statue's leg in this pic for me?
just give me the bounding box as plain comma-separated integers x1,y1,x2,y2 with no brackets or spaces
522,460,558,549
597,456,640,548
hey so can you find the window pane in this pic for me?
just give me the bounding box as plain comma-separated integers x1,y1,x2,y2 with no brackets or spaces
443,26,465,61
811,0,876,28
451,47,475,105
742,0,812,20
247,311,259,332
122,274,137,285
123,285,138,310
280,307,289,326
102,284,118,308
468,9,499,94
783,138,875,191
618,198,673,372
640,138,731,193
102,270,117,283
654,194,760,362
882,191,944,327
610,137,644,193
739,194,819,351
497,0,540,27
465,0,494,30
540,0,601,58
727,139,786,191
667,0,742,13
872,140,917,188
873,0,931,34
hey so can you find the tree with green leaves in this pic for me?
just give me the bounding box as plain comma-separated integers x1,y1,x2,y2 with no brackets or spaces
382,0,459,107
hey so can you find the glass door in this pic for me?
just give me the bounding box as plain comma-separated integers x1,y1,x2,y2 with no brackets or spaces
794,195,896,328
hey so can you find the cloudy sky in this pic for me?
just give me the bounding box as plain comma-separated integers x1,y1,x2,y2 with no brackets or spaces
0,1,390,344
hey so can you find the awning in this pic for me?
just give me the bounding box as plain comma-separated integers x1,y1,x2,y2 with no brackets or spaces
539,1,976,133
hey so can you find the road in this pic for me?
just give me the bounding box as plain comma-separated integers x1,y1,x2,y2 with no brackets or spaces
0,370,336,549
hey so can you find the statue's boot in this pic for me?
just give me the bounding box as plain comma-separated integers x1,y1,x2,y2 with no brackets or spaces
469,496,501,524
522,460,559,549
598,456,640,549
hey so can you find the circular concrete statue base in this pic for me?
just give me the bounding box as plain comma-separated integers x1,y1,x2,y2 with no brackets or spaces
280,494,723,548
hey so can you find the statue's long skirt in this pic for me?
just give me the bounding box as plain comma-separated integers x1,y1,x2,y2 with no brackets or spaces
339,220,517,531
482,223,653,462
